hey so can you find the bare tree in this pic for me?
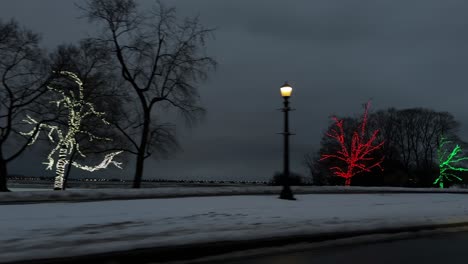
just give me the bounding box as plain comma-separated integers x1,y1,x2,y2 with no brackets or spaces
391,109,458,176
368,108,461,186
0,19,50,192
22,71,124,190
47,41,129,189
303,152,328,186
79,0,215,188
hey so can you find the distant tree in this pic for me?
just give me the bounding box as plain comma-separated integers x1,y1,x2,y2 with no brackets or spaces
320,102,384,186
0,19,50,192
369,108,400,163
79,0,215,188
394,109,451,171
434,136,468,188
309,105,464,187
304,153,328,186
365,108,407,186
374,108,459,186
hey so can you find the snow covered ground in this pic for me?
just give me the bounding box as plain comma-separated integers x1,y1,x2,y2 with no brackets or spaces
9,188,58,192
3,185,468,203
2,193,468,263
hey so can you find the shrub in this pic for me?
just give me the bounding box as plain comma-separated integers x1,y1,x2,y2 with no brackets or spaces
270,171,306,186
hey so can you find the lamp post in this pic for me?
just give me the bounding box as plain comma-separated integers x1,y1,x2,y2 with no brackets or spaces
279,82,295,200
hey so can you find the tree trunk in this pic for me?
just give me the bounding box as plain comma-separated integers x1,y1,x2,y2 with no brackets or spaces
54,144,69,190
63,147,77,191
0,156,9,192
133,152,145,188
345,178,351,186
133,116,150,189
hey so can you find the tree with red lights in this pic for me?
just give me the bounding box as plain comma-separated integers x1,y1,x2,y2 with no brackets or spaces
320,102,384,186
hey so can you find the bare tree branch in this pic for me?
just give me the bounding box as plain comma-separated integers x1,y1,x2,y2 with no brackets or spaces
79,0,215,188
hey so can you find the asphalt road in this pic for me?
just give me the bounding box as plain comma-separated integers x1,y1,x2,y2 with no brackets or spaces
211,231,468,264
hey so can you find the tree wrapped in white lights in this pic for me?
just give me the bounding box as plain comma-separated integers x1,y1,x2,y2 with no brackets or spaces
22,71,123,190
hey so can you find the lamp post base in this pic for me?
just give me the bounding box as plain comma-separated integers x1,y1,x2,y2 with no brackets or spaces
279,185,296,200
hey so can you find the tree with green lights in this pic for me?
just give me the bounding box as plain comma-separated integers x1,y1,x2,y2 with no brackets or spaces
435,136,468,188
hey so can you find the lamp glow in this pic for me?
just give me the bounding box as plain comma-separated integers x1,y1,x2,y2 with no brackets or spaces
280,83,292,98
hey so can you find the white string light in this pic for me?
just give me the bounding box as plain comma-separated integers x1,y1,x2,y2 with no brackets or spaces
21,71,123,190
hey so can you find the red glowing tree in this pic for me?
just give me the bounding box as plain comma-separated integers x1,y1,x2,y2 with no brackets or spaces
320,102,384,186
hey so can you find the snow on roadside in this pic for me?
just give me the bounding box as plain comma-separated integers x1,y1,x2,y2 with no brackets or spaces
2,193,468,262
3,185,468,203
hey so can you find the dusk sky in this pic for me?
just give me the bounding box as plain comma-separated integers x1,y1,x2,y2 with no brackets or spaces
3,0,468,181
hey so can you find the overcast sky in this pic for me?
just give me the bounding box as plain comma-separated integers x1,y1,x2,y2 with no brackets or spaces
3,0,468,181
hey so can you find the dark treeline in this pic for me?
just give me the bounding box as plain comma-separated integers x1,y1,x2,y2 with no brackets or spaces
306,107,467,188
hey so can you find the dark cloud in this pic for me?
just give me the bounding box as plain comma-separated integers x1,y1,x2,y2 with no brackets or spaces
4,0,468,181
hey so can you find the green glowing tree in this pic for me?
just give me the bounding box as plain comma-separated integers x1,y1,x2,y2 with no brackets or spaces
435,136,468,188
22,71,123,190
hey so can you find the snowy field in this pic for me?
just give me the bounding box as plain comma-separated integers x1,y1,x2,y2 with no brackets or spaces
9,188,50,192
2,193,468,263
3,186,468,204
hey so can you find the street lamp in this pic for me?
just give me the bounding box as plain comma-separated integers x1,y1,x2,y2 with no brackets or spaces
279,82,295,200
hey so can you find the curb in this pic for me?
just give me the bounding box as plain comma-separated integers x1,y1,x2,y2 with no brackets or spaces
3,187,468,204
6,221,468,264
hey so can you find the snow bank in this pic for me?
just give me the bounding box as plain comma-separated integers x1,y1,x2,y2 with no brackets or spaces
3,185,468,203
2,193,468,262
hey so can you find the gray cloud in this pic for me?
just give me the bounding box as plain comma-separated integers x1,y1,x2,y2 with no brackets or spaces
4,0,468,181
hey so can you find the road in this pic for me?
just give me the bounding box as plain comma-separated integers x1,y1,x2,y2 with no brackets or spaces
208,231,468,264
7,230,468,263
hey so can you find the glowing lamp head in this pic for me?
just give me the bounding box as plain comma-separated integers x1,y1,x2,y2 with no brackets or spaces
280,82,293,98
